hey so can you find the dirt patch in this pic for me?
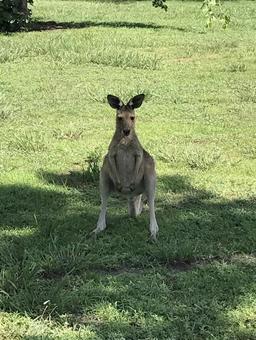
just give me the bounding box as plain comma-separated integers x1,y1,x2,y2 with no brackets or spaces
89,266,145,276
39,254,256,281
166,259,198,272
40,269,67,280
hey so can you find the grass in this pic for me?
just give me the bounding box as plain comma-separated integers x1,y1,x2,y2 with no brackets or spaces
0,0,256,338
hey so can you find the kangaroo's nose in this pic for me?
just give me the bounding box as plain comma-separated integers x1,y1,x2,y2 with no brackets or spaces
123,128,130,136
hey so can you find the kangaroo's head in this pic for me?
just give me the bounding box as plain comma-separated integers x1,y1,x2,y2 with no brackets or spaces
107,94,145,138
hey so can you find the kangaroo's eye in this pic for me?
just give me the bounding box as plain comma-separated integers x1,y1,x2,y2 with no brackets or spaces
131,117,135,121
118,117,122,121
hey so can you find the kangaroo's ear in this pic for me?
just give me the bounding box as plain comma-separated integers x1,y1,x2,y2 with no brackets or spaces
127,94,145,109
107,95,124,109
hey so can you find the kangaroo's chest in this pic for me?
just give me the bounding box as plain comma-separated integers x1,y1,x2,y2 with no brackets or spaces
116,146,136,184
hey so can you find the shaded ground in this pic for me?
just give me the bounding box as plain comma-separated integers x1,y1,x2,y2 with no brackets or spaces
28,20,165,31
0,173,256,338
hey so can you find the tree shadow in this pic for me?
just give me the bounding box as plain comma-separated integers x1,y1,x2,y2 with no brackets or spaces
157,174,256,260
1,171,255,258
38,169,93,189
26,20,201,34
27,20,165,32
1,173,256,338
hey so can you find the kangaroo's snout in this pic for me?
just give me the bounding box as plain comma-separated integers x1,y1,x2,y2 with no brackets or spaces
123,128,130,136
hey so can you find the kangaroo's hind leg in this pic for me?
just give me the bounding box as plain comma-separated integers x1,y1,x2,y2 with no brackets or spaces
144,161,159,241
92,169,112,235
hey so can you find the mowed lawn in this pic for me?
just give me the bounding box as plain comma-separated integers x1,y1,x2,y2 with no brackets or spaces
0,0,256,339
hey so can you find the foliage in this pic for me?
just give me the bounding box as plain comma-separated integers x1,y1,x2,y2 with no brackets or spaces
201,0,230,29
0,0,33,31
84,148,102,183
152,0,168,11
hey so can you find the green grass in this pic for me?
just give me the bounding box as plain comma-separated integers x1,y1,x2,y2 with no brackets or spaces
1,0,256,338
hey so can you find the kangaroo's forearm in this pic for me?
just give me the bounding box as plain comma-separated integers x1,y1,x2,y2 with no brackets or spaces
108,155,121,183
134,154,143,180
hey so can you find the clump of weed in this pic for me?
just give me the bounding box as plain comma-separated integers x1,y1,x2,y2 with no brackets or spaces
227,63,247,73
0,109,13,120
234,83,256,103
84,148,102,183
53,129,83,140
242,145,256,160
185,147,221,170
40,238,89,279
0,98,19,120
86,49,160,70
8,132,47,153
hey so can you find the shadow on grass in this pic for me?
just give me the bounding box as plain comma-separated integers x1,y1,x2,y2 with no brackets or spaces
0,173,256,338
39,169,93,189
27,20,165,32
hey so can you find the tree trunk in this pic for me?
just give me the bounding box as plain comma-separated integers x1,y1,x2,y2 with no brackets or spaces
20,0,28,15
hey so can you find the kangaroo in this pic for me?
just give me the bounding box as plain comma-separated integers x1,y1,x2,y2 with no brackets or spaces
92,94,159,240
